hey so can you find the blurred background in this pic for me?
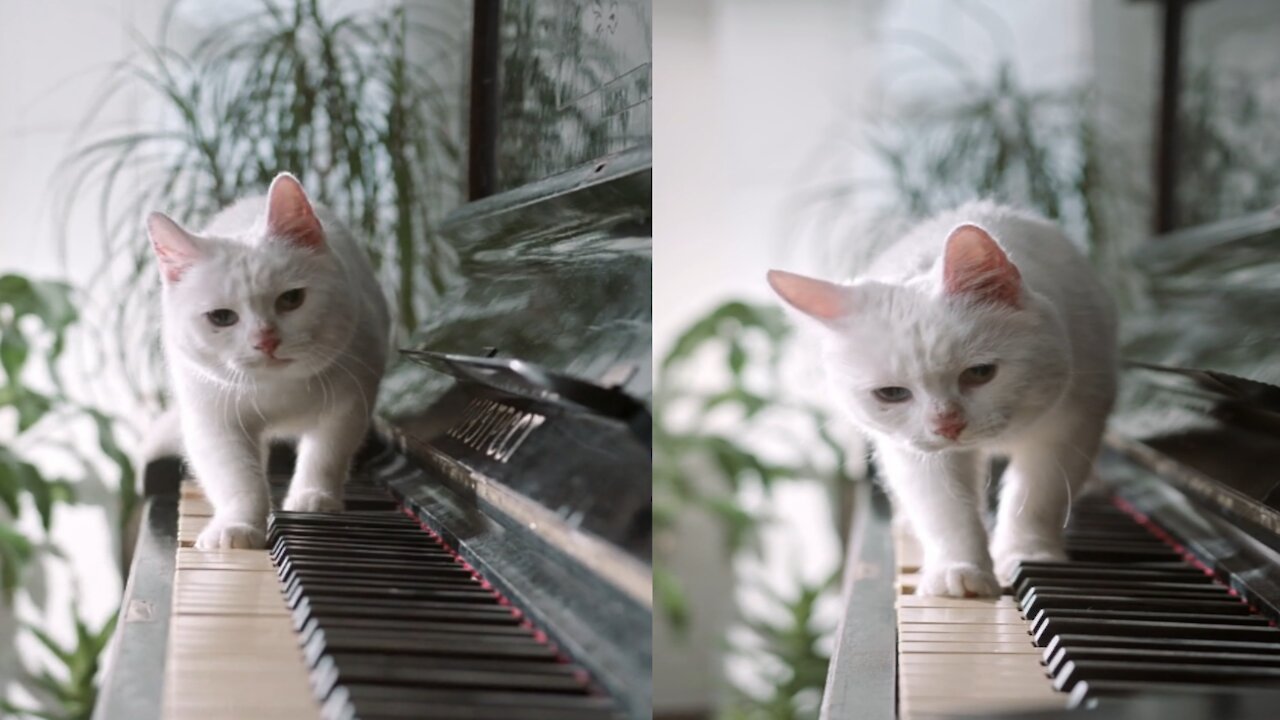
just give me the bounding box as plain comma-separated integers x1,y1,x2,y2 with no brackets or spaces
653,0,1280,718
0,1,472,716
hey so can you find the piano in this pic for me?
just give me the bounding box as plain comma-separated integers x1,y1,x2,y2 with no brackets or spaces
820,207,1280,719
91,2,652,719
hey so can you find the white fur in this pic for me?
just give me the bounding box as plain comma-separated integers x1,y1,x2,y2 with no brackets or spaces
151,175,389,550
772,201,1117,597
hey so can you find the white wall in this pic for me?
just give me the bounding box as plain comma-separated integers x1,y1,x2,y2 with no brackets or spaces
0,0,167,703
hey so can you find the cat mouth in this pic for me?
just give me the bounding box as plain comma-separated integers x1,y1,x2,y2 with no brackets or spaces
243,356,294,368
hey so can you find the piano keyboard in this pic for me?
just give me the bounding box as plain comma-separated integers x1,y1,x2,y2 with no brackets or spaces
166,482,319,720
895,495,1280,717
164,474,621,720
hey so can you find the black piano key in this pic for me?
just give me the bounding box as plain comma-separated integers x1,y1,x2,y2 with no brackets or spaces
1046,646,1280,676
1044,633,1280,662
270,492,623,718
1029,607,1270,631
298,615,531,641
1033,617,1280,647
1053,659,1280,692
1021,591,1250,617
1067,680,1280,708
1017,582,1234,602
272,539,457,559
320,652,590,682
318,657,591,694
285,581,495,608
283,572,480,597
1014,560,1196,573
303,628,559,665
279,560,474,581
1011,564,1212,592
277,555,466,575
1064,546,1185,563
292,597,520,625
326,687,620,720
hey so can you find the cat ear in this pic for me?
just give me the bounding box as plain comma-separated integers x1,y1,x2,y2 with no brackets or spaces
942,224,1021,308
147,212,201,284
265,173,325,250
767,270,853,321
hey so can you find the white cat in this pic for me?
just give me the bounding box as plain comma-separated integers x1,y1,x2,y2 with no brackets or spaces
768,201,1117,597
148,173,390,550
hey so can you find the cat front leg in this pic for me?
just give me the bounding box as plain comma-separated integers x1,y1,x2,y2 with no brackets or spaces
283,400,369,513
878,444,1000,598
184,417,270,550
991,412,1105,583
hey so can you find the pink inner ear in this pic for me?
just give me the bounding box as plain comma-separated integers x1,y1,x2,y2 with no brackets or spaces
942,224,1021,307
147,212,200,284
766,270,850,321
265,173,325,249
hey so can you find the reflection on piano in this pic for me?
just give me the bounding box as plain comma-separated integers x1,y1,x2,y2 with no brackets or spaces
821,213,1280,719
92,1,652,718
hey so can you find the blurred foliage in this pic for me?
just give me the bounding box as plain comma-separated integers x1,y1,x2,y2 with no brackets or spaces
723,572,838,720
823,60,1141,311
61,0,465,405
1175,64,1280,228
1,606,117,720
654,300,855,718
1,273,132,719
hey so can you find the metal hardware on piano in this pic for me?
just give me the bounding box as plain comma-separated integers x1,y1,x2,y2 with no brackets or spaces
821,209,1280,720
92,2,653,717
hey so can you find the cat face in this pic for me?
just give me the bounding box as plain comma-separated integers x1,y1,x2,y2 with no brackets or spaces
148,174,357,382
770,224,1070,453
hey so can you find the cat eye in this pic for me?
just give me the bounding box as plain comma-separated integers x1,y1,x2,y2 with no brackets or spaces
873,386,912,403
276,288,306,312
960,363,998,386
206,309,238,327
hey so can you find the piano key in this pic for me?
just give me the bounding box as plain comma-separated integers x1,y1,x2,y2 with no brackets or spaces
1063,546,1185,563
291,597,520,625
1029,607,1270,630
1053,659,1280,692
1067,680,1280,707
1011,564,1212,593
284,581,495,607
282,572,480,597
1016,582,1235,601
1021,591,1250,616
1045,646,1280,676
1044,633,1280,662
1033,617,1280,646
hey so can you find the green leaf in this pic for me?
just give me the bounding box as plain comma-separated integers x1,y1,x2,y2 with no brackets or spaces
23,623,74,667
0,523,34,603
13,387,54,433
0,322,29,386
654,565,689,634
85,408,136,520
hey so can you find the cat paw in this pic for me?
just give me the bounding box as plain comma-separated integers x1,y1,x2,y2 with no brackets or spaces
195,520,266,550
283,488,344,513
993,546,1067,585
918,562,1001,598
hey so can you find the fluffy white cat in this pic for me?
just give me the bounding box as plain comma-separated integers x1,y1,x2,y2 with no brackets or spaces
148,173,390,550
768,201,1117,597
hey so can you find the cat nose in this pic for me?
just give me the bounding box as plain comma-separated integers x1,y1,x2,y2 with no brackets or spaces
253,328,280,356
931,409,966,440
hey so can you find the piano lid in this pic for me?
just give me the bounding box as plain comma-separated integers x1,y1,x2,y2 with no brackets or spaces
1107,207,1280,549
378,149,651,423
